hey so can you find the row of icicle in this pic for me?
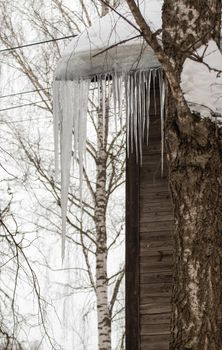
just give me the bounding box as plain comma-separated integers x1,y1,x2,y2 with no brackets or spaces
53,67,165,259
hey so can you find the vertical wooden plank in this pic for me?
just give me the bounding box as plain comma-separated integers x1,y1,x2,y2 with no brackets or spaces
138,85,173,349
125,151,140,350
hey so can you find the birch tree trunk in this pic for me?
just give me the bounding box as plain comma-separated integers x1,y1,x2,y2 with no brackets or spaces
95,102,111,350
161,1,222,349
166,102,222,350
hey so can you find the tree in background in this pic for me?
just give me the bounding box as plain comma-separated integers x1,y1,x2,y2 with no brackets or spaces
0,0,125,349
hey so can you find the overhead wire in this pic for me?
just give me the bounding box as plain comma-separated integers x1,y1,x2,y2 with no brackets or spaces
0,34,76,110
0,100,50,112
0,85,98,111
0,88,50,99
0,116,52,124
0,85,101,100
0,34,77,53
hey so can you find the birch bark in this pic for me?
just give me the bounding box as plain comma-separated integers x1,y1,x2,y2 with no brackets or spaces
162,2,222,349
95,100,111,350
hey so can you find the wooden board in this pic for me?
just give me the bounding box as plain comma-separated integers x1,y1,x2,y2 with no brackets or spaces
125,149,140,350
141,335,170,350
126,87,174,350
139,108,174,350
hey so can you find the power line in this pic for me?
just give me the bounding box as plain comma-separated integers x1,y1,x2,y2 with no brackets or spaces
0,100,50,112
0,85,100,101
0,88,50,99
0,35,76,53
0,116,51,124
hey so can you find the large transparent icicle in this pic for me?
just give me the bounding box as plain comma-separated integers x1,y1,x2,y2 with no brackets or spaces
53,82,60,182
60,81,75,260
102,77,106,144
158,69,166,175
145,70,152,145
78,79,90,201
53,67,165,258
53,79,90,260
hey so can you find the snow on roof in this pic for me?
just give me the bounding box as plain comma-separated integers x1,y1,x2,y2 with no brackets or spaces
55,0,163,80
181,39,222,119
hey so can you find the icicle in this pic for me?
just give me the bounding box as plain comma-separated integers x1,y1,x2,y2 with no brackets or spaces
60,81,76,261
55,78,90,260
130,73,134,155
145,70,151,145
102,76,106,144
141,71,147,141
117,74,123,128
141,71,146,139
158,69,165,176
73,81,80,162
107,74,111,109
133,72,139,161
152,69,157,115
137,70,143,165
53,81,60,182
97,74,101,107
107,74,111,134
125,74,130,158
113,71,118,133
78,79,90,203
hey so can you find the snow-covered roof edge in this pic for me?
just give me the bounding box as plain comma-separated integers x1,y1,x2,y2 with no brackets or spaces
54,0,163,81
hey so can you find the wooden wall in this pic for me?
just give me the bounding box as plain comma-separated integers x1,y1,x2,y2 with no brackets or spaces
126,88,174,350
